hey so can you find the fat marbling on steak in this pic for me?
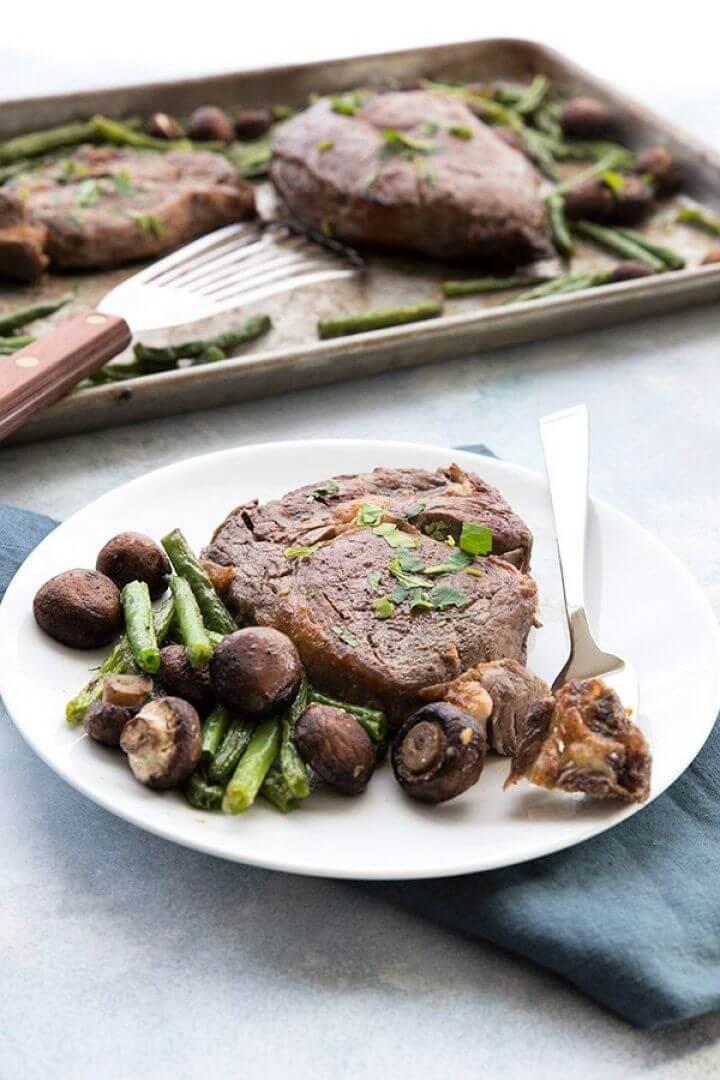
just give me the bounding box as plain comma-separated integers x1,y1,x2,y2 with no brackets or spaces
270,90,550,266
204,465,538,724
4,146,255,270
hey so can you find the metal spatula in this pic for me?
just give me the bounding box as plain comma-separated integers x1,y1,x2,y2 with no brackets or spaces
539,404,639,716
0,220,358,441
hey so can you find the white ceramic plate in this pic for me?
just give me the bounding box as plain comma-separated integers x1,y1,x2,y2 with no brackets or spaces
1,439,718,880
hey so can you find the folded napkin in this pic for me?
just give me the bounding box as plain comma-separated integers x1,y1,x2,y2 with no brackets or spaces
2,449,718,1030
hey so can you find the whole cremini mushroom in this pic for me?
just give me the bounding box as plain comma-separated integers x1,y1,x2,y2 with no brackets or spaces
158,644,214,714
120,696,202,789
559,96,611,137
607,260,656,283
96,532,171,600
209,627,302,718
565,175,654,226
84,701,135,746
33,569,122,649
234,108,272,140
295,703,375,794
188,106,234,143
391,702,486,804
633,146,681,196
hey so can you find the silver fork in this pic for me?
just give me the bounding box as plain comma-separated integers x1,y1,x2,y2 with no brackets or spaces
0,221,359,440
539,404,639,715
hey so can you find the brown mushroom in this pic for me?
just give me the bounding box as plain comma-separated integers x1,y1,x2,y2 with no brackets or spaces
96,532,171,600
607,260,656,283
209,627,302,718
103,673,154,709
188,106,234,144
33,569,122,649
120,696,202,789
234,108,272,140
158,644,214,714
565,175,654,226
633,146,681,196
84,701,135,746
145,112,185,140
560,96,611,137
391,702,486,804
295,703,375,794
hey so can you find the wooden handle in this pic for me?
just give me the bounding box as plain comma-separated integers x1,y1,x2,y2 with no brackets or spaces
0,311,131,440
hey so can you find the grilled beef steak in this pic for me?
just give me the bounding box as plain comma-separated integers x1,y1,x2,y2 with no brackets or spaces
0,190,48,282
204,465,538,724
270,91,550,266
505,678,651,802
4,146,255,270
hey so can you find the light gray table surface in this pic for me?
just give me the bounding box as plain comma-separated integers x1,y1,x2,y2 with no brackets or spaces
2,47,720,1080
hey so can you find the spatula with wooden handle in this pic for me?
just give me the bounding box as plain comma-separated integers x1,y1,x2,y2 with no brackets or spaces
0,221,356,440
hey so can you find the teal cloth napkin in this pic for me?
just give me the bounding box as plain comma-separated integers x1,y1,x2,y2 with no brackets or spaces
1,459,718,1029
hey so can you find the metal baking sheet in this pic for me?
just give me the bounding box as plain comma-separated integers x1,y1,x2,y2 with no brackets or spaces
2,37,720,444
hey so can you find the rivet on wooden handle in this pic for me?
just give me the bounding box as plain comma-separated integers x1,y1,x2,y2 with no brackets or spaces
0,311,131,441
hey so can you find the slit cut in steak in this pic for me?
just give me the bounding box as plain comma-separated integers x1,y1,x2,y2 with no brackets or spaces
4,146,256,271
271,90,551,267
204,465,538,725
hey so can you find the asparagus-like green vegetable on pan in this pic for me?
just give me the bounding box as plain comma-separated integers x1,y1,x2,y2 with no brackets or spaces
161,529,237,635
612,228,685,270
318,301,442,339
223,718,281,813
546,192,574,257
0,121,96,163
515,75,551,117
511,271,611,303
0,336,34,355
133,317,272,368
677,205,720,237
0,295,71,336
89,115,198,152
572,221,666,271
121,581,161,674
168,575,213,668
442,275,547,298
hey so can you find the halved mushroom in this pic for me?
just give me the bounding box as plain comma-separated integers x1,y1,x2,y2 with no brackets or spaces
103,673,154,709
391,702,486,804
84,701,135,746
295,703,375,794
33,568,122,649
120,696,202,790
158,644,214,714
209,627,302,718
96,532,171,600
505,678,651,803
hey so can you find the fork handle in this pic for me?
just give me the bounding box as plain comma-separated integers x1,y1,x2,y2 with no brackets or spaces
539,404,589,623
0,311,130,441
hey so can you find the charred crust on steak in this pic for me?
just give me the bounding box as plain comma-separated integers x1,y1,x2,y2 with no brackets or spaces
505,678,651,803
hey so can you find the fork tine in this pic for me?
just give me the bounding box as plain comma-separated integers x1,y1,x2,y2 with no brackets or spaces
152,231,264,287
173,237,311,291
206,265,355,310
193,251,332,297
133,223,261,286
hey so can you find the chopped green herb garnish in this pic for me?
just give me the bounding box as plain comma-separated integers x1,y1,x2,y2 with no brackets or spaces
459,522,493,556
602,169,626,194
449,125,473,140
317,139,335,153
465,567,485,577
366,569,383,593
60,159,90,181
75,178,100,207
429,583,468,610
677,205,720,236
424,548,472,576
331,91,365,116
129,211,165,238
403,502,426,521
423,521,451,542
389,556,429,590
395,549,424,572
111,169,135,196
390,583,410,605
306,478,340,503
373,522,417,549
357,503,385,527
373,596,395,620
284,543,323,560
416,121,439,137
332,624,360,647
320,218,334,237
381,128,436,158
409,593,433,612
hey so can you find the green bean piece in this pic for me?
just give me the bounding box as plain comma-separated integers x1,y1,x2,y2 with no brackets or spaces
222,719,281,814
0,336,34,355
168,575,213,668
201,704,232,766
307,690,387,742
511,271,611,303
318,301,442,340
279,677,310,799
518,128,558,180
442,275,547,298
65,595,173,725
133,316,271,368
121,580,160,674
0,295,71,336
0,121,96,163
260,766,299,813
89,115,202,152
225,137,272,178
185,772,225,811
515,75,551,117
612,228,685,270
572,221,666,271
677,205,720,237
555,150,635,196
207,715,255,784
161,528,237,635
546,192,574,257
554,140,635,166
